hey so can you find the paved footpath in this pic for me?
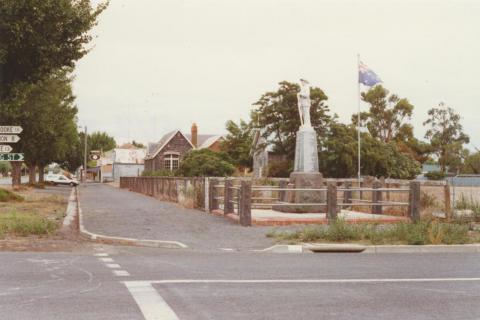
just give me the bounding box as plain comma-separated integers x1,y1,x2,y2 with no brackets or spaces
78,183,278,251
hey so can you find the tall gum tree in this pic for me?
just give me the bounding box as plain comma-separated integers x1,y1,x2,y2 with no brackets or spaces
423,103,469,173
0,0,107,186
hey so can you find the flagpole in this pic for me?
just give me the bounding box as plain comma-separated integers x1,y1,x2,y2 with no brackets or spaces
357,54,361,182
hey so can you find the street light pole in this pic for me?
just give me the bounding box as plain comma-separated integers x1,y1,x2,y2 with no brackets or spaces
83,126,87,183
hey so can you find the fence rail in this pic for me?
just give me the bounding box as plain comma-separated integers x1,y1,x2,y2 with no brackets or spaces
120,176,422,227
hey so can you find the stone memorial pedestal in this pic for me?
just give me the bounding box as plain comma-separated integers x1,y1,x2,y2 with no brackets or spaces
272,126,326,213
294,126,319,172
272,171,325,213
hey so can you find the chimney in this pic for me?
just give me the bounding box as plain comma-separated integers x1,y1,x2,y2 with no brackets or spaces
191,123,198,148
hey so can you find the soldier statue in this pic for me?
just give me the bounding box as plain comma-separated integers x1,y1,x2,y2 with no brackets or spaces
297,78,312,127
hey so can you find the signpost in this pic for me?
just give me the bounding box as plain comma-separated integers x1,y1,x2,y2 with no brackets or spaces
0,135,20,143
0,126,23,134
0,125,23,187
0,153,24,161
0,145,13,153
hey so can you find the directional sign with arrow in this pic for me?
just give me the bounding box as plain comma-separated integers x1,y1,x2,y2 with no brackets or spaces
0,145,13,153
0,135,20,143
0,126,22,134
0,153,24,161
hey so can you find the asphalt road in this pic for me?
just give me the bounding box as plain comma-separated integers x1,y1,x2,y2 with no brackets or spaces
1,247,480,320
2,184,480,319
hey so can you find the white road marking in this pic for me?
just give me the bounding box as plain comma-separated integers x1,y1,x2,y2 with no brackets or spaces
94,253,109,257
99,257,114,263
106,263,121,269
124,281,179,320
125,278,480,286
219,248,234,251
114,270,130,277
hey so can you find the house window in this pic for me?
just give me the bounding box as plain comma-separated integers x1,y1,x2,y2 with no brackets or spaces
164,154,179,171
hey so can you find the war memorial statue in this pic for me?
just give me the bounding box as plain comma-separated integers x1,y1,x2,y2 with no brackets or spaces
274,79,325,213
294,79,319,172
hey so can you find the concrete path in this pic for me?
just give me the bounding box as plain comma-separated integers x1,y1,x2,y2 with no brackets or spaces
247,209,408,225
78,183,278,251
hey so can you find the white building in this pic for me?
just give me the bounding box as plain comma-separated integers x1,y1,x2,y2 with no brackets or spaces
100,146,146,181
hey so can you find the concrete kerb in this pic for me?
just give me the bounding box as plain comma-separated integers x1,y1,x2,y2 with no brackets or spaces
61,187,77,229
256,243,480,254
75,185,188,249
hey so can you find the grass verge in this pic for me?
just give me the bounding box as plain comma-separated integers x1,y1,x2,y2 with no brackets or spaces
0,212,57,238
266,219,479,245
0,187,66,239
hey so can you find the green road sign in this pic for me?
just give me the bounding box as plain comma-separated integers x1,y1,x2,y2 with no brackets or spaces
0,153,24,161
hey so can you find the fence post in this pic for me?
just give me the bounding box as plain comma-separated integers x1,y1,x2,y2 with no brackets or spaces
327,183,337,223
224,179,233,214
409,181,421,222
444,180,452,220
278,180,288,202
240,180,252,226
343,181,352,205
372,180,383,215
209,178,218,212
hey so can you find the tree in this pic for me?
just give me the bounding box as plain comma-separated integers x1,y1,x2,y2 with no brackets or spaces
318,123,358,177
461,151,480,174
220,119,254,169
423,103,470,173
0,0,107,99
361,136,421,179
318,123,421,179
89,131,116,152
0,70,79,183
131,141,145,148
0,0,107,186
352,85,414,144
60,133,84,173
251,81,332,160
177,149,235,177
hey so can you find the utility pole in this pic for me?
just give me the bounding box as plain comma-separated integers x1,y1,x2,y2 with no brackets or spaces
357,53,361,182
83,126,87,183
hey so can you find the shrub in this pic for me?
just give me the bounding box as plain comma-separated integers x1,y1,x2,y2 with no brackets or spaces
0,188,24,202
425,171,446,180
177,149,235,177
455,194,480,222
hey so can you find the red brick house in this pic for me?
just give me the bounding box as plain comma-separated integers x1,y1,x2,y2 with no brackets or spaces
144,123,224,172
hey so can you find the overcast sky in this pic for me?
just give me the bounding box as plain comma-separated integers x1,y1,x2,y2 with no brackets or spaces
74,0,480,149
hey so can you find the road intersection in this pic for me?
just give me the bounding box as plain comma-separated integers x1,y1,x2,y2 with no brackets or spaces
1,184,480,319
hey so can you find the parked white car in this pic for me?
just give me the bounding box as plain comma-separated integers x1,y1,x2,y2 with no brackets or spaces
45,174,79,186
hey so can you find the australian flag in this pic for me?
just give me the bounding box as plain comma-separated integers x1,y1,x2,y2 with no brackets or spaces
358,61,381,86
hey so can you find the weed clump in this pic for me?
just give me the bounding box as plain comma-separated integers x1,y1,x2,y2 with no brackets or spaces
267,219,472,245
0,212,57,238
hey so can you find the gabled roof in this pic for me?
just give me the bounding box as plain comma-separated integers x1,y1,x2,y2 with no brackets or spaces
145,130,195,160
184,134,224,149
